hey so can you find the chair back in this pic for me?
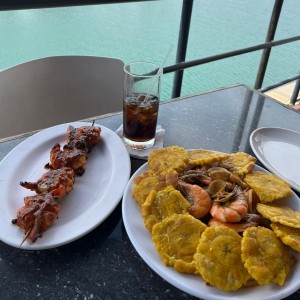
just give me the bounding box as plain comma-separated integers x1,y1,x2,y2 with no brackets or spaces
0,56,124,139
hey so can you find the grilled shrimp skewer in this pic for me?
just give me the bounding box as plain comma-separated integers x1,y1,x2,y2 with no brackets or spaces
64,125,101,152
12,191,61,244
12,125,101,244
45,143,88,175
20,167,75,197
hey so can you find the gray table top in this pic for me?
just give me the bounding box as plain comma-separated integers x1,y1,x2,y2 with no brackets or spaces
0,84,299,300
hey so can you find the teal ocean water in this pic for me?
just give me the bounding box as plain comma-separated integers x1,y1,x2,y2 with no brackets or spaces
0,0,299,100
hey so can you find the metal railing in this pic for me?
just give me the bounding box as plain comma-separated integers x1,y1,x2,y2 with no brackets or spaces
165,0,300,99
1,0,299,101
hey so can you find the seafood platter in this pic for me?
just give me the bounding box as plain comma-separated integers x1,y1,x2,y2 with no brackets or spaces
122,146,300,300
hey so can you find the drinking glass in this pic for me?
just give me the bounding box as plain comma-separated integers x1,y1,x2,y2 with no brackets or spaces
123,61,162,150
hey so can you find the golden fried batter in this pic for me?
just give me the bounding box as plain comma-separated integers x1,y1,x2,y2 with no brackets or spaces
218,152,256,176
152,213,207,274
244,171,292,203
141,186,191,232
271,222,300,253
188,149,229,166
257,203,300,229
194,226,250,291
132,169,178,206
241,226,290,286
148,146,189,173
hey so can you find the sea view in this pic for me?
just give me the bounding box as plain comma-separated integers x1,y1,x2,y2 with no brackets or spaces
0,0,299,101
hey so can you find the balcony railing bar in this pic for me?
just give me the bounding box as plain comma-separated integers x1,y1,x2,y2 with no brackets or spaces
163,35,300,74
289,76,300,104
172,0,193,98
254,0,283,89
259,74,300,93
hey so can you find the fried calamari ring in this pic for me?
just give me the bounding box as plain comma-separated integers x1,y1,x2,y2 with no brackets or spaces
152,213,207,274
194,226,250,291
241,226,290,286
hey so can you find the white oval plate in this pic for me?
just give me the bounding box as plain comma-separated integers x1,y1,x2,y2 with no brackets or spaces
122,163,300,300
250,127,300,193
0,122,131,250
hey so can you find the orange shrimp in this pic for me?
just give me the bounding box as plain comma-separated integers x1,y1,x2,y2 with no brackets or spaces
178,180,212,219
12,192,61,244
208,217,253,233
210,186,248,223
208,214,267,233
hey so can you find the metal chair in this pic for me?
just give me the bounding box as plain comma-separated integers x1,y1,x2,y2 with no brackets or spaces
0,56,124,139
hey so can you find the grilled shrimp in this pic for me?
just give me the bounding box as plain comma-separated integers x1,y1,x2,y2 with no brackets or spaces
12,192,61,243
64,125,101,152
20,167,75,196
45,143,88,175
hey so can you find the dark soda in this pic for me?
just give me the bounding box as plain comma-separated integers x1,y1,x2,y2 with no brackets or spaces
123,93,159,143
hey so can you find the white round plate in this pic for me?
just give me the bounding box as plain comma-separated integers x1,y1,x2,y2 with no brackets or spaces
122,163,300,300
250,127,300,193
0,122,130,250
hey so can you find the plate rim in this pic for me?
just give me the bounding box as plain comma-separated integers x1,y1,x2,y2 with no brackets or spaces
250,126,300,192
122,160,300,300
0,121,131,250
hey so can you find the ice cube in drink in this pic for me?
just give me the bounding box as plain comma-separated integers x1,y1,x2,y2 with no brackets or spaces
123,93,159,149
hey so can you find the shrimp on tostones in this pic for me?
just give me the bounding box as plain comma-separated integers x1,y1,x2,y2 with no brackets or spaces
241,226,290,286
218,152,256,176
208,213,270,233
244,171,292,203
194,226,250,291
20,167,75,197
210,185,248,223
148,146,189,173
152,213,207,274
178,180,212,219
141,186,190,232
